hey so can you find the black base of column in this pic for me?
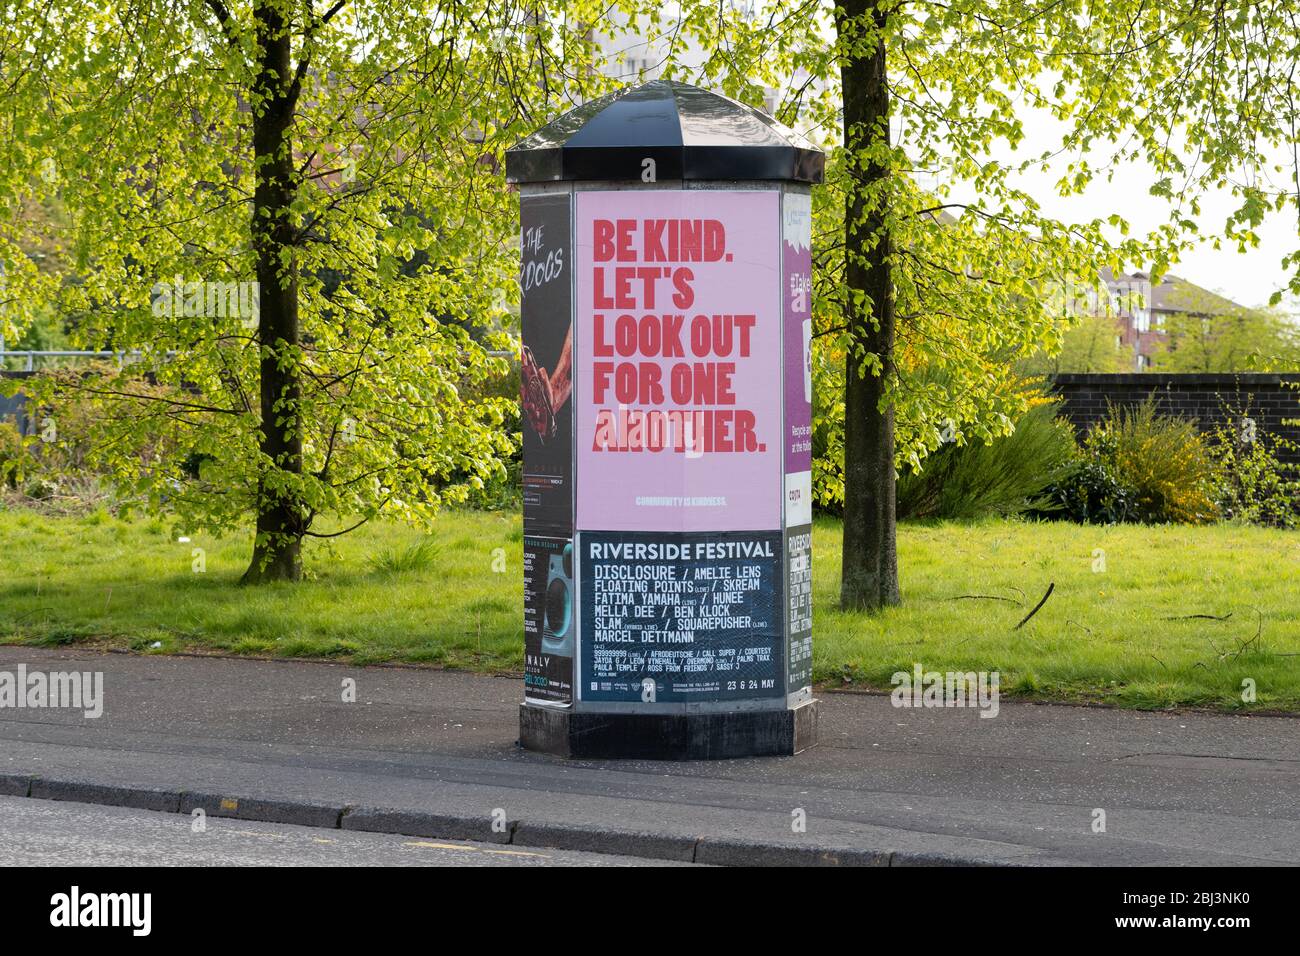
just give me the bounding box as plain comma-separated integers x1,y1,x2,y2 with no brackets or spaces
518,700,818,760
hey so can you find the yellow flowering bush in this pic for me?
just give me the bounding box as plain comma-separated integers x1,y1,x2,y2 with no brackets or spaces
1086,400,1219,524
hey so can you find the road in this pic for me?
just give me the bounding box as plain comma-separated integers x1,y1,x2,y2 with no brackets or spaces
0,647,1296,865
0,795,684,866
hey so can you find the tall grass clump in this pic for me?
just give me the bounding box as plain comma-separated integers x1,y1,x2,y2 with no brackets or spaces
368,534,441,574
896,401,1077,520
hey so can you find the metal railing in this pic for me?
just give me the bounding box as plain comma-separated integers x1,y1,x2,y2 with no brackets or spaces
0,350,148,371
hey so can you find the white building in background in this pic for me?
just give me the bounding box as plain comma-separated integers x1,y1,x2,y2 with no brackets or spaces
588,5,785,117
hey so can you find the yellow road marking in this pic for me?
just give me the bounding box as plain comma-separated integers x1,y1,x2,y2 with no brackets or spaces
402,841,478,852
401,841,548,858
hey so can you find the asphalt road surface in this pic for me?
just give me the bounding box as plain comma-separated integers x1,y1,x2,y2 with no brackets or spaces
0,796,687,867
2,648,1296,865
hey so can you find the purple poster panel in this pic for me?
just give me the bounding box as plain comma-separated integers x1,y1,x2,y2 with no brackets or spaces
574,190,781,533
782,190,813,528
782,190,813,693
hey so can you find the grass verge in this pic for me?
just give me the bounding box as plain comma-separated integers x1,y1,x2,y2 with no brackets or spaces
1,507,1296,710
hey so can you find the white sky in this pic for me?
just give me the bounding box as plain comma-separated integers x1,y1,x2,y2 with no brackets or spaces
954,112,1300,313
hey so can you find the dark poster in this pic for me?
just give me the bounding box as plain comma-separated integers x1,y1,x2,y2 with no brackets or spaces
785,525,813,693
523,534,574,705
580,530,784,703
520,193,574,536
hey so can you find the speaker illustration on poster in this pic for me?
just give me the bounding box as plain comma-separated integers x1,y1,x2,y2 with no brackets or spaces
524,535,574,704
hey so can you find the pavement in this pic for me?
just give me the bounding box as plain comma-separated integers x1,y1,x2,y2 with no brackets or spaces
0,646,1297,866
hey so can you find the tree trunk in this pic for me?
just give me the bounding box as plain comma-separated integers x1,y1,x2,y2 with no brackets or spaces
242,0,305,584
837,0,900,610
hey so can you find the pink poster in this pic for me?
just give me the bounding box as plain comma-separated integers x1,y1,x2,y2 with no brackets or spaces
575,190,781,532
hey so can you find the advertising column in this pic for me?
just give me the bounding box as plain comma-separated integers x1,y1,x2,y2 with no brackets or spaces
520,192,575,706
574,190,786,705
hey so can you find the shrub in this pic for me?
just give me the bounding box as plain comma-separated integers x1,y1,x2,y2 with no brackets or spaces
1046,399,1219,524
1042,459,1137,524
1206,400,1300,528
896,401,1077,520
22,476,60,500
1100,400,1219,523
9,365,189,515
0,421,27,490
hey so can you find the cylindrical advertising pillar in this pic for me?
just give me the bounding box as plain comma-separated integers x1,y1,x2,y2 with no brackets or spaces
508,81,822,759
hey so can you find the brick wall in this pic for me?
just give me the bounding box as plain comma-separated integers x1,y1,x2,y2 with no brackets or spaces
1051,373,1300,462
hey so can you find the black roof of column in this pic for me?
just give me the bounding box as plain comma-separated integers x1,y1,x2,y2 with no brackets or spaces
505,80,824,185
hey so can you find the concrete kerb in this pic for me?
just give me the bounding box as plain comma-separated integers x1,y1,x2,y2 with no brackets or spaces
1,771,1010,866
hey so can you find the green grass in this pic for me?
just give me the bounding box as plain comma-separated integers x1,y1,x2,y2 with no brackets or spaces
0,507,1296,710
0,508,523,668
817,516,1300,711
